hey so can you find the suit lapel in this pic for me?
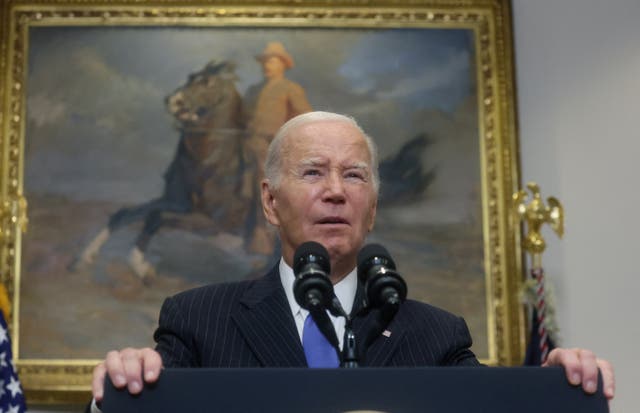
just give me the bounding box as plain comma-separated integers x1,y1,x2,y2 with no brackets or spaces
362,313,407,366
232,266,307,367
352,286,407,367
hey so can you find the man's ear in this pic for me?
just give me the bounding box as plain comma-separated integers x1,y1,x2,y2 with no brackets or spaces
261,180,280,227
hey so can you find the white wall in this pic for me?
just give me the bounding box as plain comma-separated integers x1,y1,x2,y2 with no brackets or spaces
513,0,640,411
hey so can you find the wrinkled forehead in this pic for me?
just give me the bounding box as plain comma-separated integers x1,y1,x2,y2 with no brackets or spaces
281,120,371,166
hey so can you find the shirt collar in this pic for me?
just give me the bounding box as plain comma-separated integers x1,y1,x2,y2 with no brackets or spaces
279,257,357,317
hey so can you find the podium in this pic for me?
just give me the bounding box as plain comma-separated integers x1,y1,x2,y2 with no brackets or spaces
102,367,609,413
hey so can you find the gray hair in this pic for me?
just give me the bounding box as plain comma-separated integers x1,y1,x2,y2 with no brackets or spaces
264,111,380,193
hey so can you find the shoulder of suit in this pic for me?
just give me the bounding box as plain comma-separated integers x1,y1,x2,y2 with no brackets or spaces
168,278,259,304
400,299,463,323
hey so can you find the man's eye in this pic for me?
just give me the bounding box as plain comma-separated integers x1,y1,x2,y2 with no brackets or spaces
303,169,321,177
345,171,366,180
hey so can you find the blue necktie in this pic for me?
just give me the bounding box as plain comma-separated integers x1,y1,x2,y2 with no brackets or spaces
303,314,340,368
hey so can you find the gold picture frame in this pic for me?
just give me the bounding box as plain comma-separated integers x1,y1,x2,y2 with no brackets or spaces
0,0,524,405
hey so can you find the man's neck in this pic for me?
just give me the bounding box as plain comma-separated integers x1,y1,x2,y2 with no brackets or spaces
329,259,356,285
265,73,285,82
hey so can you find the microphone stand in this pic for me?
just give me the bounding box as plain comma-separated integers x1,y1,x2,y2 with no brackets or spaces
341,317,358,368
328,296,359,368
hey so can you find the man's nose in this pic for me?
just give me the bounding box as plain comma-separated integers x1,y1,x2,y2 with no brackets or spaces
322,172,346,203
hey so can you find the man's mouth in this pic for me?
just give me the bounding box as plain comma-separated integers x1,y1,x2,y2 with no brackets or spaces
317,217,349,225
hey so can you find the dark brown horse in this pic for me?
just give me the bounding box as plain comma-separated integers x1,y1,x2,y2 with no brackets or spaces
73,61,253,279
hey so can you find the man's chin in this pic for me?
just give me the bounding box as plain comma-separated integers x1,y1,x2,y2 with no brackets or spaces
297,231,361,260
322,241,358,264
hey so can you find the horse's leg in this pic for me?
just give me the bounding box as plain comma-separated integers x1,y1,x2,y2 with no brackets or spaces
70,198,167,271
128,209,164,280
127,204,193,281
124,141,194,280
128,246,154,282
71,227,111,269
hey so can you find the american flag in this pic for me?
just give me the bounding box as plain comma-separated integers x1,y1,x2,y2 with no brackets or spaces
0,312,27,413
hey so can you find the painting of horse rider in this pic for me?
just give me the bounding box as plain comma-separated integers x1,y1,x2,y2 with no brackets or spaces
71,41,313,280
20,27,486,360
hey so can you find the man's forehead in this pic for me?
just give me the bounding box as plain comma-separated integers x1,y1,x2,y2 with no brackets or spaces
283,120,369,155
284,143,370,171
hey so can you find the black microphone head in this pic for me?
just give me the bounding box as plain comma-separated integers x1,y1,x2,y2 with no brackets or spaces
293,241,331,276
357,243,396,283
293,241,332,311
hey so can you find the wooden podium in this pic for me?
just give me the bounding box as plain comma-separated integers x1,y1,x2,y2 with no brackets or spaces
102,366,608,413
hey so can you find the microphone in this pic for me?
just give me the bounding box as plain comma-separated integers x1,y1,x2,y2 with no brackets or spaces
292,241,344,359
357,244,407,309
292,241,334,311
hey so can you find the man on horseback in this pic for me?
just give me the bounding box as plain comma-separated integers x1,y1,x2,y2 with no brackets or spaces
72,44,312,281
242,42,313,255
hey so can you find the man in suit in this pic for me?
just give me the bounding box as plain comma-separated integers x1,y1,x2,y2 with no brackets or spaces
90,111,615,409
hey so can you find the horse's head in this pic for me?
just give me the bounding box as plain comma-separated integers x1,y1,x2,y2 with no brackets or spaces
166,60,241,130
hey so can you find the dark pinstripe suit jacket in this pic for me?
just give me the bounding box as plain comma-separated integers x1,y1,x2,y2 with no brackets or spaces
153,266,480,368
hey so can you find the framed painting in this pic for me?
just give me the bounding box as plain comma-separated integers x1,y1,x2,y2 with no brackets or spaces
0,0,525,404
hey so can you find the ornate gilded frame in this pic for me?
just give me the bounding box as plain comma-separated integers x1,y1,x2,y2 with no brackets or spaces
0,0,524,405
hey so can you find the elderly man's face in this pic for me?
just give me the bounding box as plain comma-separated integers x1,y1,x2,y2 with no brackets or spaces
261,119,377,280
